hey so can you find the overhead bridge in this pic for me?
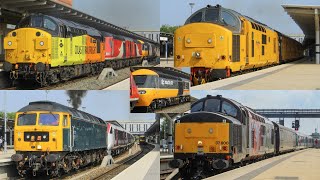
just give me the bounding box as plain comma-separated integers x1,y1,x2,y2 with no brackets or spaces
255,109,320,118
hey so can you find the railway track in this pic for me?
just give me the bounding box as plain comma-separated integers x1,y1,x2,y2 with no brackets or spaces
93,144,154,180
1,59,159,90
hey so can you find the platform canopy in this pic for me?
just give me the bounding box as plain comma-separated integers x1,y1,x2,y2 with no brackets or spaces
0,0,158,44
282,4,320,47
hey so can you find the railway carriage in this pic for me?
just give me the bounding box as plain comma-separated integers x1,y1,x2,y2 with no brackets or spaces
11,101,134,177
174,5,303,84
170,95,312,179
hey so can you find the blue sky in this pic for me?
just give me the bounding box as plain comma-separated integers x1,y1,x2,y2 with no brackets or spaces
73,0,160,31
192,90,320,135
0,90,154,122
160,0,320,35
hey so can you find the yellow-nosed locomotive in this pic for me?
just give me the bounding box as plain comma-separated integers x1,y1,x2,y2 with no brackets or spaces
131,67,190,112
174,5,303,85
170,95,313,179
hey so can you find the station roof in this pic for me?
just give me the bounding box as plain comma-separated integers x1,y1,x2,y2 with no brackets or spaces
145,119,159,136
282,4,320,46
1,0,158,44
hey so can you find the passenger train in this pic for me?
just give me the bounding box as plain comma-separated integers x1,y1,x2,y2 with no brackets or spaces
174,5,303,85
170,95,313,179
3,14,159,86
131,67,190,112
11,101,134,177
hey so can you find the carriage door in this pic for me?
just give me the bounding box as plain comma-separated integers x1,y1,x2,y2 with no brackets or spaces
62,114,71,151
178,78,183,96
122,42,126,58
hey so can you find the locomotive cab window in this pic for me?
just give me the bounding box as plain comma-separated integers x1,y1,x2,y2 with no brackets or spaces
189,11,203,23
39,113,59,126
191,101,204,112
221,11,238,27
221,101,237,117
134,75,157,88
43,18,57,32
205,8,219,22
204,99,220,112
17,113,37,126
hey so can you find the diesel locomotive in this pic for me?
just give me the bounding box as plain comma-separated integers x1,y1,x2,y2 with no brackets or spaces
131,67,190,112
11,101,134,177
170,95,313,179
3,14,159,86
174,5,303,85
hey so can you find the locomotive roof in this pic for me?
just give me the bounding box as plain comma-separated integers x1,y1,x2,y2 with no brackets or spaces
18,101,106,125
185,4,273,33
131,67,190,81
177,111,241,125
48,15,102,37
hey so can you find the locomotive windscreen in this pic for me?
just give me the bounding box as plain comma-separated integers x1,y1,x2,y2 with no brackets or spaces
17,114,37,126
134,75,157,88
191,98,238,118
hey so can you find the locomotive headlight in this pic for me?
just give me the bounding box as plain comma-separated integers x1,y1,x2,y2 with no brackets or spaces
43,135,47,139
8,41,12,46
195,52,201,59
198,141,203,146
39,41,44,46
208,38,212,44
52,132,56,137
26,135,30,139
186,38,191,44
18,132,21,137
138,90,146,95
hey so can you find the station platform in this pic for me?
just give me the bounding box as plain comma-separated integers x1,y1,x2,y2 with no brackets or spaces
113,144,160,180
207,148,319,180
192,57,320,90
159,58,174,67
103,78,129,90
0,149,14,164
0,149,17,179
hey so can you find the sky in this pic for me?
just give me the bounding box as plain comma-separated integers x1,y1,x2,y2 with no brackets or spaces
73,0,160,31
192,90,320,135
160,0,320,35
0,90,155,122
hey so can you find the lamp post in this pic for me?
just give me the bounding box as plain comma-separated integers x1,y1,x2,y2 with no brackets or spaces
189,2,195,14
3,91,7,153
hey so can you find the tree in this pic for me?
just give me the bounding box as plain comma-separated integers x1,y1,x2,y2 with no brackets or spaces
160,24,180,34
160,116,170,140
0,112,16,120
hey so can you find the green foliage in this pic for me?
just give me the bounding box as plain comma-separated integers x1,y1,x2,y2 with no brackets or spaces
160,116,174,140
0,112,16,120
160,24,180,34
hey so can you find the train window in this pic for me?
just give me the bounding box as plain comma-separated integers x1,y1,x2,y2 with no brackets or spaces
39,114,59,126
43,18,57,32
190,11,203,23
204,99,220,112
205,8,219,22
17,114,36,126
19,17,31,28
262,34,267,44
221,101,237,117
221,11,237,27
134,75,157,88
110,127,113,134
271,129,274,144
191,101,204,112
31,16,43,28
262,46,265,55
63,115,68,127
